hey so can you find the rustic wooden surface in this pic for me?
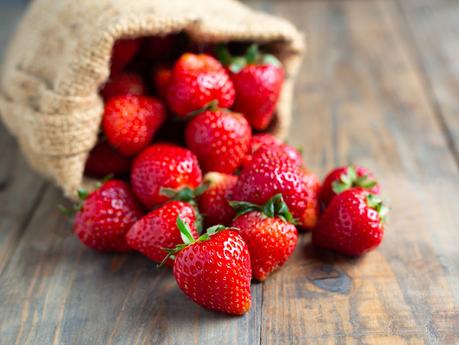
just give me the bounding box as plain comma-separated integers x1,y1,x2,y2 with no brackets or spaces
1,1,458,344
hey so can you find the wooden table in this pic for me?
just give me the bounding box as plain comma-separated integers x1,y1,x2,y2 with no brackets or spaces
1,0,458,344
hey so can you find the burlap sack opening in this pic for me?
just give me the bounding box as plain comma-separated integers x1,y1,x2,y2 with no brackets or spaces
0,0,304,199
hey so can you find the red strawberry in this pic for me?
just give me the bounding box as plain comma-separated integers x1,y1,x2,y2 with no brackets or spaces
152,66,172,100
103,95,165,156
230,194,298,281
110,39,141,76
100,72,146,101
198,172,237,227
233,145,320,229
71,180,143,252
131,144,202,209
312,189,387,256
218,44,284,130
185,107,252,174
84,141,131,178
169,219,252,315
166,53,235,117
319,165,381,209
243,133,302,167
126,201,198,266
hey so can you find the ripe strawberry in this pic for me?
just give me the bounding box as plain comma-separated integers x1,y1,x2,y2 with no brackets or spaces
166,53,235,117
319,165,381,209
71,180,143,252
100,72,146,101
84,141,131,178
243,133,302,167
152,66,172,100
198,172,237,227
233,145,320,229
185,107,252,174
312,189,387,256
230,194,298,281
169,219,252,315
103,95,165,156
126,201,198,266
110,39,141,75
218,44,284,130
131,144,202,209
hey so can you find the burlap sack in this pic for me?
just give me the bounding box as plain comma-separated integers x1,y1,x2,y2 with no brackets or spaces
0,0,304,199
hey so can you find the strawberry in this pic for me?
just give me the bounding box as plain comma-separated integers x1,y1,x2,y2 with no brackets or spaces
130,143,202,209
185,106,252,174
233,145,320,229
70,180,143,252
198,172,237,227
312,189,387,256
110,39,141,76
103,95,165,156
243,133,302,167
218,44,284,130
166,53,235,117
319,165,381,209
152,66,172,100
100,72,146,101
230,194,298,281
84,141,131,178
168,219,252,315
126,201,198,266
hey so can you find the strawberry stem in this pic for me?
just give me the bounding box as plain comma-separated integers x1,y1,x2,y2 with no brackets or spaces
229,193,294,223
217,43,281,72
366,194,389,223
185,100,219,118
160,185,208,234
176,217,195,245
58,187,92,217
158,219,227,268
332,165,377,195
160,184,209,202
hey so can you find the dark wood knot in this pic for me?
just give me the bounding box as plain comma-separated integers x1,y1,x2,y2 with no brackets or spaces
307,265,352,294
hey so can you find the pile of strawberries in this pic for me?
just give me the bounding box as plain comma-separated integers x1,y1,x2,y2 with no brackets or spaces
66,35,388,316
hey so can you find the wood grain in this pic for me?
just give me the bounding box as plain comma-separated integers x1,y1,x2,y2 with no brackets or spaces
250,1,459,344
0,123,47,275
398,0,459,164
0,186,262,345
0,0,459,344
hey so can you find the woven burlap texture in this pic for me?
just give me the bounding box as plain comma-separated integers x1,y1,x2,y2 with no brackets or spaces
0,0,304,199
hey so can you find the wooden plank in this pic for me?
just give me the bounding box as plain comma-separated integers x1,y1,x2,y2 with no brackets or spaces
0,2,28,64
397,0,459,164
247,0,459,344
0,3,47,274
0,188,262,345
1,1,459,345
0,123,47,274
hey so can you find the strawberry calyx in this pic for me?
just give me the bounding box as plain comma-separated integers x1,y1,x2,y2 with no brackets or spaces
216,44,281,74
332,166,377,195
160,184,209,233
229,193,294,224
366,193,389,223
58,174,114,217
58,188,90,217
160,184,209,203
185,99,219,118
158,217,226,267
